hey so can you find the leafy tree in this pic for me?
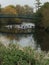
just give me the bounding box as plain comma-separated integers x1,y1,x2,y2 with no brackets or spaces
34,2,49,51
16,5,33,15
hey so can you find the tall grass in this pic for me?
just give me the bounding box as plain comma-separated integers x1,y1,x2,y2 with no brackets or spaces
0,42,49,65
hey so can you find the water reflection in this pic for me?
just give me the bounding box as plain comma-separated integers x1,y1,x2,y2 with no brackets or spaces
0,34,36,49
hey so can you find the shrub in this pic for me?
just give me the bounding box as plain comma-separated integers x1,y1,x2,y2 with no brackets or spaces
0,43,49,65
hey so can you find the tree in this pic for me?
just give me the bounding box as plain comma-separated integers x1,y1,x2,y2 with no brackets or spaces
39,2,49,29
35,0,41,10
0,4,2,28
16,5,33,15
0,4,1,12
2,5,16,14
24,5,33,15
35,2,49,51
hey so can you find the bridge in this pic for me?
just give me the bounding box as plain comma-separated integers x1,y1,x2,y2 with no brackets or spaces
0,14,38,19
0,14,35,34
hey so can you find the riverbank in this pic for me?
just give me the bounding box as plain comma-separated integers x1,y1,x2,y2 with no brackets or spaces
0,43,49,65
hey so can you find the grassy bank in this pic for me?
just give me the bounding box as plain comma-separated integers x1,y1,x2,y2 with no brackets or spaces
0,42,49,65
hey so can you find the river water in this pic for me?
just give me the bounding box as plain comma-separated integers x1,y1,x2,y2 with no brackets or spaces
0,34,37,49
0,23,41,50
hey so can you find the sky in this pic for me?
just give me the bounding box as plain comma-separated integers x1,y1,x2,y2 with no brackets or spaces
0,0,49,7
0,0,49,11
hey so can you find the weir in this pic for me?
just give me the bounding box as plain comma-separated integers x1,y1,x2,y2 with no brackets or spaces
0,14,35,34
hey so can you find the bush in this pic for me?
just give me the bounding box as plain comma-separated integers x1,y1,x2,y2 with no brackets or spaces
0,43,49,65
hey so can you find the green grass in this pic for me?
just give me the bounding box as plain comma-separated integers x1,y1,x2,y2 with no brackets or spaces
0,42,49,65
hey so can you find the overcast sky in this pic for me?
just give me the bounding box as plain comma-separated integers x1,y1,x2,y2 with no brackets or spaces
0,0,49,8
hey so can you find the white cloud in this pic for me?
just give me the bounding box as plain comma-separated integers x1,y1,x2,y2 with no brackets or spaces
0,0,49,7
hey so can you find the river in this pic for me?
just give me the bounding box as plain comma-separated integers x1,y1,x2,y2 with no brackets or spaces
0,33,37,49
0,22,41,50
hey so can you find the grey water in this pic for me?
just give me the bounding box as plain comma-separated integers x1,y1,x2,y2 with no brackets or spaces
0,33,37,48
0,23,37,49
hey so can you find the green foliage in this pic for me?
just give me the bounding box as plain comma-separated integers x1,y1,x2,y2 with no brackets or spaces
39,2,49,28
0,43,49,65
34,2,49,51
0,4,33,26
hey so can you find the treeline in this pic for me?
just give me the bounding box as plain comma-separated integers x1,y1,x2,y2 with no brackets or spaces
0,5,33,15
0,5,33,25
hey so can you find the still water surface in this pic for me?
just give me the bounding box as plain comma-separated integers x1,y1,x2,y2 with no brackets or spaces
0,34,36,48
